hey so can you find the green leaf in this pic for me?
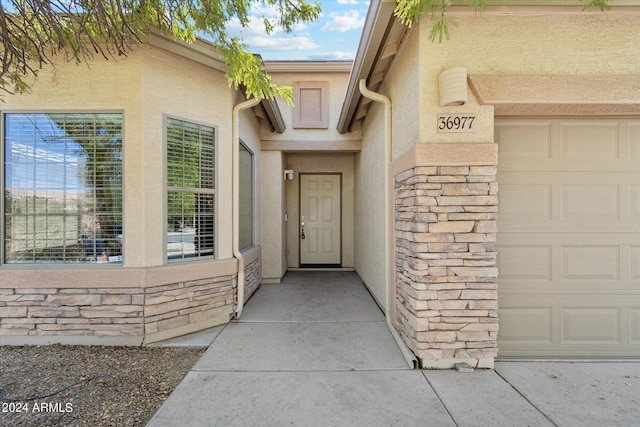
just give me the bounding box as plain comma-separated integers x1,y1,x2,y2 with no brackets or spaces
579,0,611,11
395,0,610,44
0,0,320,102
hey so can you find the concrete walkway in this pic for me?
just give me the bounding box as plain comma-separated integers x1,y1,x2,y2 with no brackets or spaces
148,271,640,427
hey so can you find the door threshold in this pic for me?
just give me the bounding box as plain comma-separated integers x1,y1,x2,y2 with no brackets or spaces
299,263,342,269
289,267,354,272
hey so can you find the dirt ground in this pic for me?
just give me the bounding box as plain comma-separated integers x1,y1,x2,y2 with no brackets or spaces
0,345,204,426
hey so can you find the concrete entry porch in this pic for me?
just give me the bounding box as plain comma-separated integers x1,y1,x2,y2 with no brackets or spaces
149,271,640,426
193,271,409,371
149,271,451,425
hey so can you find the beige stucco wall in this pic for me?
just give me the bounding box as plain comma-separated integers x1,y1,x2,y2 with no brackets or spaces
380,6,640,366
141,45,234,265
263,70,361,143
2,53,143,110
259,64,358,280
417,8,640,144
354,104,387,306
0,42,261,343
1,43,239,269
355,8,640,308
384,27,421,160
284,154,355,269
260,151,287,282
353,24,421,308
0,52,145,266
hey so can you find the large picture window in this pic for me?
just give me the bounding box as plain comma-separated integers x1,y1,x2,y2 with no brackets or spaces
166,118,216,260
239,142,253,250
3,113,123,264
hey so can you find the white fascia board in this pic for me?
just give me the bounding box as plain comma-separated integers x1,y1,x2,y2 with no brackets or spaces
147,30,227,72
337,0,396,134
264,61,353,74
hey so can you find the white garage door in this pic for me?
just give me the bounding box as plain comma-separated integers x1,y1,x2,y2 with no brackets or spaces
496,119,640,357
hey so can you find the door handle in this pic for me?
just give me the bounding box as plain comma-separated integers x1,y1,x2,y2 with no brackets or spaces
301,216,305,239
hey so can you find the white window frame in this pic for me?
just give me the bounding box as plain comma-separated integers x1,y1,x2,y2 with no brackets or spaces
239,140,254,250
164,115,218,262
1,111,124,265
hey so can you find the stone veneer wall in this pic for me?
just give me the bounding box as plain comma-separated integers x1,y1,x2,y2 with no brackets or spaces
1,248,263,344
144,275,237,339
0,288,146,338
0,254,261,345
243,257,261,303
0,275,237,344
394,163,499,369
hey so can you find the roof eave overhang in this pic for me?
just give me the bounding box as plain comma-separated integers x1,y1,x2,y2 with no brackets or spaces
147,29,227,72
337,0,397,134
259,97,286,133
264,61,354,73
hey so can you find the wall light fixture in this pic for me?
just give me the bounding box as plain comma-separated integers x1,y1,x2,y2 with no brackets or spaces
439,66,468,106
284,169,294,181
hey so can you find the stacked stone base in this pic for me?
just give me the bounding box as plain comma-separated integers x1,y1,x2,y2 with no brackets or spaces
0,277,237,346
144,275,237,343
0,288,146,341
0,254,264,345
394,161,499,369
243,256,262,303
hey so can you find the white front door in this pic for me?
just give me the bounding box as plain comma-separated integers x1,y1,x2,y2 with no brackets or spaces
300,174,341,266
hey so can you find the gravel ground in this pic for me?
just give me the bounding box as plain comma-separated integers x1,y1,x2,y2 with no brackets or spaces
0,345,204,427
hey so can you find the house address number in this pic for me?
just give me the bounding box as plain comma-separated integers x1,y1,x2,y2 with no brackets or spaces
437,114,477,133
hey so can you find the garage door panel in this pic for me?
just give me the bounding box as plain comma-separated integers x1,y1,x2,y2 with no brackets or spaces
560,122,619,160
498,296,640,357
498,120,639,171
499,237,639,291
496,118,640,357
562,246,619,281
561,184,619,222
632,247,640,281
499,184,551,222
496,122,551,159
561,307,621,344
498,307,553,344
631,185,640,220
631,308,640,344
498,245,552,281
498,173,638,232
630,123,640,158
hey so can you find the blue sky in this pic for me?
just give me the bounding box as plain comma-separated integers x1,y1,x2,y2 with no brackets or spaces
227,1,371,60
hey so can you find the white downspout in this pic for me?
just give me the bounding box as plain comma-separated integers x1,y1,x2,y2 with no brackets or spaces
233,97,261,318
359,79,418,368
